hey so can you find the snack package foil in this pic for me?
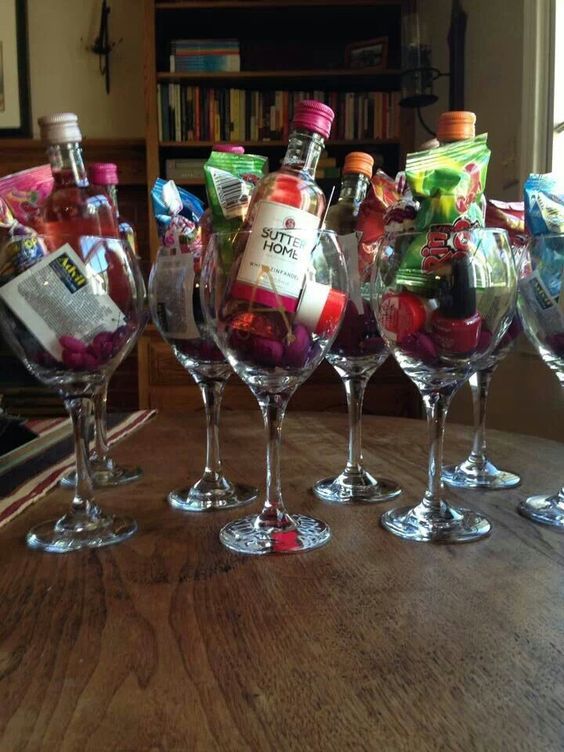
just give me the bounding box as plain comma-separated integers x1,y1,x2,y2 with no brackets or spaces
406,133,490,230
204,150,268,235
0,164,54,226
151,178,204,255
396,134,491,294
524,173,564,235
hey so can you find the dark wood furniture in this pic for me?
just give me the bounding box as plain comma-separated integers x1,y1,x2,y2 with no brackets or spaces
1,411,562,750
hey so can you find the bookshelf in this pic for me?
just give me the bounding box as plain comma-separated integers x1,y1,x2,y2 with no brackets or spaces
140,0,419,415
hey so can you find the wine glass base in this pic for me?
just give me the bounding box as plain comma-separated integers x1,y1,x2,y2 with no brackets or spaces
518,494,564,529
167,483,258,512
60,465,143,489
442,461,520,490
313,471,401,505
219,513,331,555
381,503,491,543
26,515,137,553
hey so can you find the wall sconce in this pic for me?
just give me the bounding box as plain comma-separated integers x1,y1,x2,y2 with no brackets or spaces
89,0,122,94
399,0,467,136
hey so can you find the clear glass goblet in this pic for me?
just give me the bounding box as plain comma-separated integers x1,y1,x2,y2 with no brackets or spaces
517,233,564,528
148,245,257,512
313,257,401,504
372,228,517,542
0,233,144,552
200,229,348,554
441,316,523,490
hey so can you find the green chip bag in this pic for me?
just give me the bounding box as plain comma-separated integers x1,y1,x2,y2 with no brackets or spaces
204,150,268,235
397,133,491,293
407,133,490,230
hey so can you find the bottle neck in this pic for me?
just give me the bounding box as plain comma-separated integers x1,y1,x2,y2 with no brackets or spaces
47,142,88,188
338,172,370,207
282,128,325,178
93,183,119,215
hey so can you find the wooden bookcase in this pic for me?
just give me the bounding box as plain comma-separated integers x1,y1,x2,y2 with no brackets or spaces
139,0,420,417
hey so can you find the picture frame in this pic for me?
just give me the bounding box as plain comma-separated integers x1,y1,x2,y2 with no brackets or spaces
345,37,388,71
0,0,31,137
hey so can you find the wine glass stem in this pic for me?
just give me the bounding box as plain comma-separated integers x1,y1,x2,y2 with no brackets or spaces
258,393,289,526
198,378,226,482
92,383,110,464
65,397,97,518
343,374,369,473
422,389,455,512
469,366,495,465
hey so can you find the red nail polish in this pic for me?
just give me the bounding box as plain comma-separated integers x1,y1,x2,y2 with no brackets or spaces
431,260,481,354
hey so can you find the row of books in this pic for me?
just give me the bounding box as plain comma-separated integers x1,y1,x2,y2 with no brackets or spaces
169,39,240,73
165,152,337,182
157,86,402,143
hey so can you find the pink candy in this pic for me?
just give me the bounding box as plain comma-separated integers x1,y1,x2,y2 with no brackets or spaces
58,325,131,372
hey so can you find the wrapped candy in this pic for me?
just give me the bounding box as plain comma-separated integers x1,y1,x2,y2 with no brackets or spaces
151,178,204,257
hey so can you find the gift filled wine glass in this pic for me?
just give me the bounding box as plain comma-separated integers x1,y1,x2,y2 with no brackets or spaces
517,233,564,528
372,228,517,542
200,229,348,554
148,243,257,512
0,233,144,552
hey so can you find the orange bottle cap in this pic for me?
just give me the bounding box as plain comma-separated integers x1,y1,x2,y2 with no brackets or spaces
436,111,476,143
343,151,374,178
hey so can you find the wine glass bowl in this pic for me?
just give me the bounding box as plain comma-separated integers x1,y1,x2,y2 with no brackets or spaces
148,244,257,512
201,228,348,554
517,233,564,527
0,232,143,552
372,228,517,542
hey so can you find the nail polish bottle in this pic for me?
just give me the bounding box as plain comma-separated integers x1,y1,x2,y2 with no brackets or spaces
431,259,481,353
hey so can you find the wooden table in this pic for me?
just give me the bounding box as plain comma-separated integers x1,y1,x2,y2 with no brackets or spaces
1,411,563,752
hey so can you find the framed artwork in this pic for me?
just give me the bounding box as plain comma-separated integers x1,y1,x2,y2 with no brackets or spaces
345,37,388,70
0,0,31,137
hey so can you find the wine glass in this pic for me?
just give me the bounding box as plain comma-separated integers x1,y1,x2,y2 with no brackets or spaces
148,245,257,511
313,252,401,504
0,233,144,552
442,241,526,490
517,233,564,527
59,253,147,489
371,228,517,542
200,229,348,554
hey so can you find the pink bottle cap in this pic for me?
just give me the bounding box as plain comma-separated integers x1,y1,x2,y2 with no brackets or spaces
213,143,245,154
89,162,119,185
292,100,335,140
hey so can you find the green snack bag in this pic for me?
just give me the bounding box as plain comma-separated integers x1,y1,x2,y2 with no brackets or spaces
204,150,268,235
407,133,490,230
397,134,491,293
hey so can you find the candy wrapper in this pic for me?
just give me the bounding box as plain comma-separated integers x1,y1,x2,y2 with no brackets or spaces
0,197,47,285
204,150,268,236
407,133,490,230
395,134,491,294
0,164,53,226
523,173,564,235
151,178,204,255
356,170,416,275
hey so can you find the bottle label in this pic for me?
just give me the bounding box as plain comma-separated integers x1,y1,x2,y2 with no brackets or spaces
234,200,320,310
152,253,199,340
0,243,126,360
339,232,364,314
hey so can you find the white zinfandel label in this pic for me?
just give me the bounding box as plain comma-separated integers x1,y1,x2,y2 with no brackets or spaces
236,200,320,300
0,243,126,360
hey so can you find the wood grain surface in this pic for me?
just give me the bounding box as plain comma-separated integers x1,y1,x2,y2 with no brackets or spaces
0,411,563,752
